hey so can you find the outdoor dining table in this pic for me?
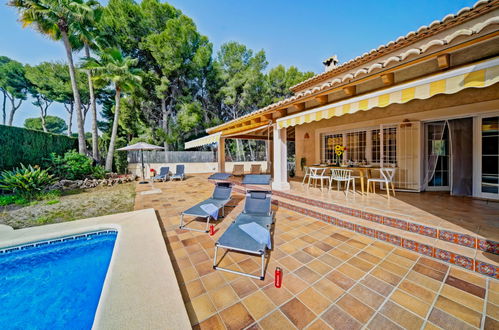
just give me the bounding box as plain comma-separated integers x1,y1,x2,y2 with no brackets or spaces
311,164,381,194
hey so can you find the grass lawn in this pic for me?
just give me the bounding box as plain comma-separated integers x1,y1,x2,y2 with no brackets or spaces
0,183,136,229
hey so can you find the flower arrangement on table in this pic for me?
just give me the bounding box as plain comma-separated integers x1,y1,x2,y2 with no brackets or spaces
334,144,347,165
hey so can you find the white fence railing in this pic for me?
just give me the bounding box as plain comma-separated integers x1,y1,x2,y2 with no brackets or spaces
127,151,216,163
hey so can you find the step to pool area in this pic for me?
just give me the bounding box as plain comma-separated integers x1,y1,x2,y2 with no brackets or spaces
229,181,499,278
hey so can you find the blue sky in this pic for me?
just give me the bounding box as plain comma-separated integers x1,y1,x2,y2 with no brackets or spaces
0,0,476,130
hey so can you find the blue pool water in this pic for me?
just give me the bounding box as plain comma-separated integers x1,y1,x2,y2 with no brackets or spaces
0,231,117,330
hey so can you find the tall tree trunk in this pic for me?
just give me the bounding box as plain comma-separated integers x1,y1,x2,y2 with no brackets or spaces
2,91,6,125
85,44,100,161
7,97,22,126
64,102,73,136
61,30,86,154
105,86,121,171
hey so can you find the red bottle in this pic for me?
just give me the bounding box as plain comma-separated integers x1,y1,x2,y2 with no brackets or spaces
275,267,282,288
209,225,215,236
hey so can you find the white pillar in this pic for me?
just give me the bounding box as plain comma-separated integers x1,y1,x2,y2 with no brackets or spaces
218,138,225,173
272,125,290,190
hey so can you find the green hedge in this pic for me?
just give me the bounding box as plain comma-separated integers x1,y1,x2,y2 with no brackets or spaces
0,125,77,171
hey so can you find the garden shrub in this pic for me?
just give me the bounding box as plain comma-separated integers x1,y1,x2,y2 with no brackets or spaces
0,164,56,199
0,125,77,171
46,150,101,180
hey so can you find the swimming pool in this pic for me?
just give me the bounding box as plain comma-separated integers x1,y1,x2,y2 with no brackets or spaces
0,230,117,330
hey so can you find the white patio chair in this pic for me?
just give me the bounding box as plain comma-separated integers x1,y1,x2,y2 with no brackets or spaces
367,168,396,199
301,166,311,185
307,167,329,191
329,169,355,197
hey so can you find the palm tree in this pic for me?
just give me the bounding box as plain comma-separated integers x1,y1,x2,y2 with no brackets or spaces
70,0,104,161
8,0,90,154
82,48,142,171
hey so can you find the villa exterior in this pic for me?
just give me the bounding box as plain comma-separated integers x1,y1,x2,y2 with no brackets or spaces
186,0,499,201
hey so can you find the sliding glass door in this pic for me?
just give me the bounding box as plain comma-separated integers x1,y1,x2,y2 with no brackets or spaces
479,115,499,199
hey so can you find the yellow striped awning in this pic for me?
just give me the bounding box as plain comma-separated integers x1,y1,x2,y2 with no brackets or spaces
277,57,499,129
184,132,222,149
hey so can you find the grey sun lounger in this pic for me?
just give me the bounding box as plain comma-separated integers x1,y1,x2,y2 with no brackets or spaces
213,175,273,280
171,164,185,181
180,182,233,233
152,166,170,182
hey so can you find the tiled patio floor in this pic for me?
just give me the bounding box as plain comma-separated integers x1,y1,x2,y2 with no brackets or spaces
135,175,499,329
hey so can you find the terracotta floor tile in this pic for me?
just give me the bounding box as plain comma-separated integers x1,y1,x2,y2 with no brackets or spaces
307,259,332,275
313,278,345,301
186,294,217,325
418,257,449,273
367,313,403,330
405,271,442,292
192,314,225,330
230,277,258,299
315,241,333,252
300,235,316,244
337,263,365,281
413,264,446,282
348,257,375,272
238,258,260,274
179,266,199,283
345,239,367,250
390,289,431,318
368,246,391,259
219,303,255,330
329,248,353,261
484,316,499,330
280,298,316,329
399,279,436,304
393,248,419,261
434,296,482,328
321,305,362,330
280,242,300,254
338,243,360,255
208,284,239,311
449,267,486,289
242,291,276,321
428,308,475,330
201,272,226,292
190,250,210,264
298,287,331,314
337,294,375,323
195,260,216,277
279,255,302,272
371,241,393,251
258,310,295,330
292,250,314,263
445,275,486,299
370,267,402,287
185,279,206,300
361,275,394,297
440,284,484,312
319,254,342,268
379,260,408,277
331,233,350,242
385,254,415,269
487,302,499,320
380,301,424,330
303,245,324,258
326,270,356,290
294,266,321,284
349,284,385,309
357,251,382,264
489,290,499,306
262,284,293,306
307,319,333,330
283,273,309,295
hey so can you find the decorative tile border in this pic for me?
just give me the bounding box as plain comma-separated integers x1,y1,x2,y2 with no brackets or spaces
0,230,118,255
267,187,498,255
273,198,499,278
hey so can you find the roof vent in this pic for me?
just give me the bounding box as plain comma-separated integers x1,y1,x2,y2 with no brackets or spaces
323,55,339,71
